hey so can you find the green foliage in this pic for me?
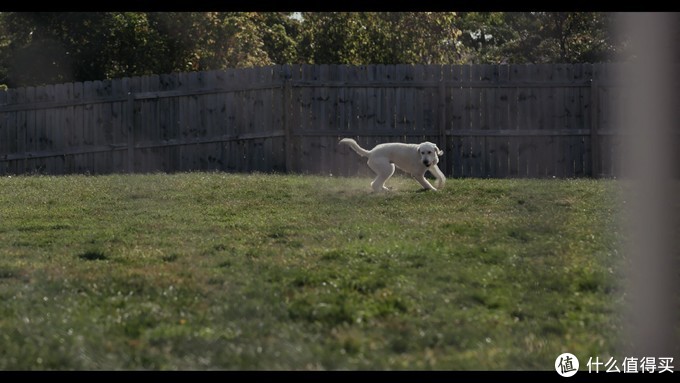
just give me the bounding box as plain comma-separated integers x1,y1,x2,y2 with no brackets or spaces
0,173,627,369
298,12,462,65
0,12,624,87
458,12,621,64
0,12,299,87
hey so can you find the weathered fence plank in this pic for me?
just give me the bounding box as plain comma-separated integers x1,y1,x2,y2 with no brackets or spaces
507,65,520,177
15,88,27,174
0,64,627,179
553,64,568,178
468,65,483,178
23,86,37,173
494,65,510,178
0,90,6,174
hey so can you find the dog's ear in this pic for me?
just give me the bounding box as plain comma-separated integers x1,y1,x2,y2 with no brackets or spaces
435,145,444,156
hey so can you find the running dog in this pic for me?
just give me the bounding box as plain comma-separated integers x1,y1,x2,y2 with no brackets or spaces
339,138,445,192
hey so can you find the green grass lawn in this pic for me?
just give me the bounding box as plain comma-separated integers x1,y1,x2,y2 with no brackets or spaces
0,172,625,370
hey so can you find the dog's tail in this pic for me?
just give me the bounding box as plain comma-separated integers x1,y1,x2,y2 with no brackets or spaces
339,138,370,157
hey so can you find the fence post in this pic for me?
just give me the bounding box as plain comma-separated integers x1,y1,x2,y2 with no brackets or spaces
127,91,135,173
590,75,600,178
282,66,294,173
438,78,448,177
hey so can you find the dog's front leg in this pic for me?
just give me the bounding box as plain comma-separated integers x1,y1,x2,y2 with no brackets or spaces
430,165,446,189
414,174,437,191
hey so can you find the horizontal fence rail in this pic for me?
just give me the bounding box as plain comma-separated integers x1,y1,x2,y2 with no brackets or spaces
0,64,628,178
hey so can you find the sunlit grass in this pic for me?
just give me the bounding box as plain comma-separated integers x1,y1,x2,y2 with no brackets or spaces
0,173,624,370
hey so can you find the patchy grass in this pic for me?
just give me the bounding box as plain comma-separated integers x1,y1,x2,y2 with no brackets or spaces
0,173,625,370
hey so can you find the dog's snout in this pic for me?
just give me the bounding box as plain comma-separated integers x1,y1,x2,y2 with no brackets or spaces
423,160,430,166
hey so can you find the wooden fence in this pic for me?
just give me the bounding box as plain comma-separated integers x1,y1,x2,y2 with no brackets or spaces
0,64,624,178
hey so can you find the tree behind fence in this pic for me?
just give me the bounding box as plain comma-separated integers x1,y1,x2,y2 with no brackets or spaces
0,64,623,178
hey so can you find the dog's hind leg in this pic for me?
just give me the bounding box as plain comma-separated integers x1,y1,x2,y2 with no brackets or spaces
368,158,395,192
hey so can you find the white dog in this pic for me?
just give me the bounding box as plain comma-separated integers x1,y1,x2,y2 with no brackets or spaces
339,138,446,192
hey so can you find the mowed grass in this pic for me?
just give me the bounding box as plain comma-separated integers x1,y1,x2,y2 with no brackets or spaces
0,172,625,370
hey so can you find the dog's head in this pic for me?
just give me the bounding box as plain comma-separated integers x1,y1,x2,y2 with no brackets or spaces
417,142,443,167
